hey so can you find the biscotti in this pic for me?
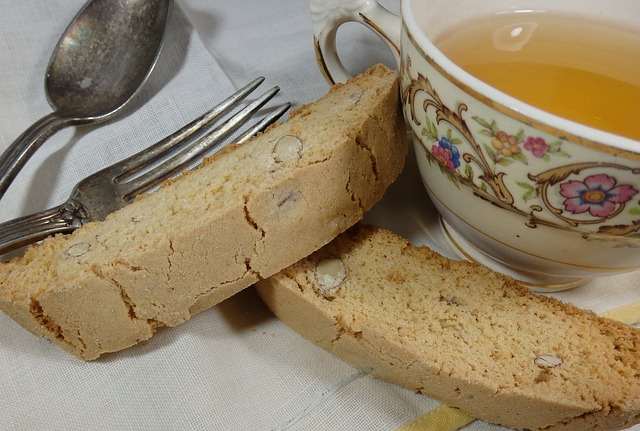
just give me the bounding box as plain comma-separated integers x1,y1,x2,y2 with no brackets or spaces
255,224,640,431
0,64,407,360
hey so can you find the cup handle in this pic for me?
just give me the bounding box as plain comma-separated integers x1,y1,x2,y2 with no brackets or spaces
310,0,401,84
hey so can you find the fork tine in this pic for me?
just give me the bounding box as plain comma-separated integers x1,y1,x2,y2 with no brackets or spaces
120,88,289,200
111,77,266,179
234,102,292,145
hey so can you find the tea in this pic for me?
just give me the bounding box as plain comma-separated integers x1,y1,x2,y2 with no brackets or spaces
433,12,640,141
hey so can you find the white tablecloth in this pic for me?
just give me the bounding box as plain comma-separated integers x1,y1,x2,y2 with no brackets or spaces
0,1,638,430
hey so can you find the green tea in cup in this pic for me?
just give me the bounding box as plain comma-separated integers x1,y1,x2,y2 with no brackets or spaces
433,12,640,140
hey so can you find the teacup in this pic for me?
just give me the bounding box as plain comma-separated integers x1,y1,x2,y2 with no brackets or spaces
310,0,640,291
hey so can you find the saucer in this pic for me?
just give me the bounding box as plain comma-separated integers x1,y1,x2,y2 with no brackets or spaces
438,216,587,292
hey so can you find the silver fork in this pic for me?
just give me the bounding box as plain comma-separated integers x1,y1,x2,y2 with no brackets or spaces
0,78,290,255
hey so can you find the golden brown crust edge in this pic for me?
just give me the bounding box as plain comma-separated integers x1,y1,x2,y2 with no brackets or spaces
255,224,640,431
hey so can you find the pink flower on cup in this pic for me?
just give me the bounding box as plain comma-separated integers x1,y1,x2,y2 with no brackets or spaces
560,174,638,218
431,137,461,173
524,136,549,158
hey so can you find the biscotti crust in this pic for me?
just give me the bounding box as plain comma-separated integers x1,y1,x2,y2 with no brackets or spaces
0,64,407,360
255,224,640,431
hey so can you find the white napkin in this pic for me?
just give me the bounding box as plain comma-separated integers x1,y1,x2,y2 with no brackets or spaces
0,1,638,430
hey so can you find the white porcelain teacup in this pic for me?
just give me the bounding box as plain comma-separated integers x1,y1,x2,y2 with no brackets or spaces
311,0,640,291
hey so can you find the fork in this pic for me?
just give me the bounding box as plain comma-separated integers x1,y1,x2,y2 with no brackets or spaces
0,78,290,255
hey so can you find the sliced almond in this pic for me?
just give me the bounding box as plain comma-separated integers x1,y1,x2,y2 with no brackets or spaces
66,242,91,258
314,258,346,291
272,135,303,163
534,354,563,368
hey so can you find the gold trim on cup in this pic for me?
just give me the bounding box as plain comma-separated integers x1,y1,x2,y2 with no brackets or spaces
403,24,640,162
360,13,400,55
313,36,336,86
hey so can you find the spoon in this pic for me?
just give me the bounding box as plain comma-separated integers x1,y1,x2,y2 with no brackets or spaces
0,0,172,200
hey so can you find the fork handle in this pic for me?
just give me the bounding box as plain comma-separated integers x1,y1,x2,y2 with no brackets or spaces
0,199,86,255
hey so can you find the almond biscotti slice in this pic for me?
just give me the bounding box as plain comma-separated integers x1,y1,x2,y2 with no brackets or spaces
255,224,640,431
0,64,407,360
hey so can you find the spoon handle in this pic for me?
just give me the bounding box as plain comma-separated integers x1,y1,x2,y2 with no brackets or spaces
0,113,77,201
0,198,84,255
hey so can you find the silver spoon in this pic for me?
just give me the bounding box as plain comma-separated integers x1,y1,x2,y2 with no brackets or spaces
0,0,172,200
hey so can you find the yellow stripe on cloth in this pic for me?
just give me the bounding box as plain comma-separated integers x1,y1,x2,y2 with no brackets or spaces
396,405,475,431
602,301,640,326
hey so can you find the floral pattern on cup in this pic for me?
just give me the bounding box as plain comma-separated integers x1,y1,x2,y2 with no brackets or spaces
402,59,640,239
431,135,461,172
560,174,638,218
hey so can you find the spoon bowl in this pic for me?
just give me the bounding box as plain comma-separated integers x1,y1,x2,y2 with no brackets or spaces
0,0,172,200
